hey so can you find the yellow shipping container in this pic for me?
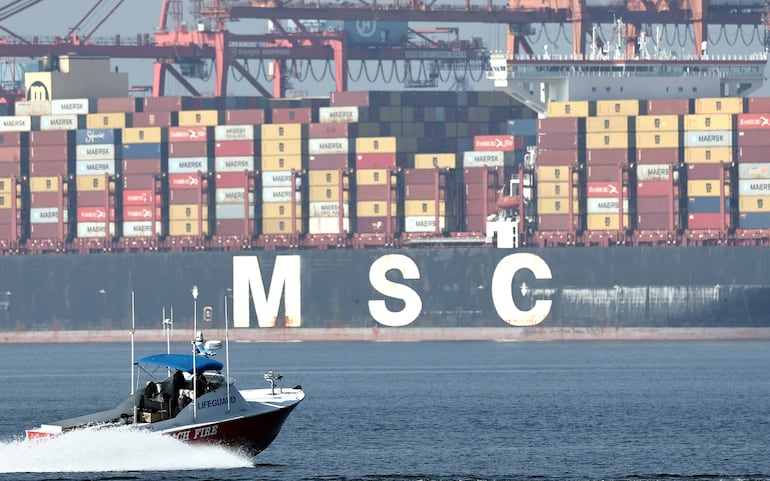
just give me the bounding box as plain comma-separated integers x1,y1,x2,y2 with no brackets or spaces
30,176,61,193
635,131,679,149
309,186,349,203
261,155,303,171
261,123,304,140
356,137,397,154
263,203,304,218
684,147,732,164
414,153,456,169
86,113,126,129
76,175,108,192
537,181,573,198
262,218,303,234
122,127,162,144
537,198,579,215
739,196,770,212
536,165,572,182
309,170,346,187
587,214,630,230
546,100,590,118
169,220,209,236
177,110,219,127
356,169,394,186
169,204,209,220
586,116,629,133
0,193,15,209
404,200,446,217
595,99,640,116
684,114,733,131
635,115,679,132
262,139,303,156
695,97,743,115
357,201,397,217
586,132,629,150
688,179,725,197
0,178,12,194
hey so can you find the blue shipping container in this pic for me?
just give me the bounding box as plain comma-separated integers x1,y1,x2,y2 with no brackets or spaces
122,143,162,160
507,119,538,136
688,196,730,213
76,129,115,145
738,212,770,229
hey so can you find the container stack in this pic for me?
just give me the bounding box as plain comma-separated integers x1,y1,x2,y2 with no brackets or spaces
168,126,210,237
75,127,117,239
355,137,399,236
736,111,770,228
404,153,457,235
635,102,683,232
0,125,25,241
29,123,69,241
213,124,257,237
534,115,584,231
260,123,304,235
121,127,163,238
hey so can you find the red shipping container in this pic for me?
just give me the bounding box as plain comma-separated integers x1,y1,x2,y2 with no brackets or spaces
30,192,65,207
465,198,496,215
636,213,673,230
330,91,371,107
356,153,397,169
30,145,68,162
646,98,691,115
405,184,446,200
124,205,160,221
537,149,580,166
169,142,208,157
404,169,446,185
0,223,19,239
586,182,625,197
465,215,487,232
462,166,509,186
356,184,393,201
473,135,521,152
215,172,250,189
143,96,182,112
636,196,674,212
0,209,18,224
309,123,351,138
0,146,21,162
77,191,115,206
170,189,202,203
29,130,68,146
586,149,628,164
168,126,208,143
0,163,20,176
29,161,67,176
169,173,203,190
132,111,174,128
538,117,581,133
215,140,255,157
637,147,679,164
216,218,254,236
537,214,576,231
224,109,265,126
465,183,498,201
737,113,770,130
687,163,724,180
738,130,770,147
308,154,349,170
272,108,313,124
77,206,114,222
355,216,399,234
738,146,769,163
747,97,770,113
687,212,728,230
29,223,67,239
96,97,138,113
537,133,579,149
0,132,22,147
586,164,622,182
123,158,161,175
123,174,157,190
123,190,155,206
637,181,675,197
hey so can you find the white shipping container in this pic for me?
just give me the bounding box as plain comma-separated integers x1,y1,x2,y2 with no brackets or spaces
262,187,302,203
684,131,732,148
587,197,629,214
76,222,116,237
636,164,673,181
215,156,254,172
51,98,89,115
214,125,255,141
308,137,349,155
216,188,255,204
462,151,506,168
0,116,32,132
76,159,115,175
41,114,78,131
738,163,770,180
261,171,301,188
215,203,256,220
122,221,163,237
14,101,50,116
76,144,115,161
169,157,207,174
404,215,446,232
739,179,770,195
30,207,68,224
308,216,350,234
309,201,350,217
319,106,359,123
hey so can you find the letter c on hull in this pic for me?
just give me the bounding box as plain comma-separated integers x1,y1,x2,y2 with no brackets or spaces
491,253,552,326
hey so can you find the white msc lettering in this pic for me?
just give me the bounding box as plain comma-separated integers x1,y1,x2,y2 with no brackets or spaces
232,255,301,328
491,253,552,326
368,254,422,327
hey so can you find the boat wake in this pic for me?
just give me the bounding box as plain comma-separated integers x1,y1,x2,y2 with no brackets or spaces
0,426,254,473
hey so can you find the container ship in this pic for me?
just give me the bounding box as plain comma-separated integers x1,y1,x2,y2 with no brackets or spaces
2,45,770,340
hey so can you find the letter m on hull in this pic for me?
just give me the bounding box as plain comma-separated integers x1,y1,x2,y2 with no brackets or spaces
232,256,301,328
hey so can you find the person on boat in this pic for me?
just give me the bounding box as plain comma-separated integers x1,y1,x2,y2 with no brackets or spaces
172,370,185,415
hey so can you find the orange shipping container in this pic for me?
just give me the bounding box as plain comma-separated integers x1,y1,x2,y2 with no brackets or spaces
122,127,162,144
636,131,679,149
355,137,397,154
537,182,575,198
586,214,630,230
76,175,109,192
595,99,640,116
635,115,679,132
683,114,733,131
357,201,397,217
261,123,304,140
536,165,572,182
404,200,446,217
263,203,304,218
86,113,126,129
262,218,303,234
738,196,770,212
586,132,629,150
688,179,726,197
546,100,590,118
169,204,209,220
684,147,732,164
585,116,630,133
262,140,303,156
309,186,349,202
414,153,456,169
261,155,303,171
537,198,579,215
308,170,347,187
0,177,12,194
356,169,395,186
694,97,743,115
169,220,209,236
177,110,219,127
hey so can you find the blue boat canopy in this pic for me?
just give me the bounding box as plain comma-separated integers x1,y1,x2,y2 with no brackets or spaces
136,353,224,373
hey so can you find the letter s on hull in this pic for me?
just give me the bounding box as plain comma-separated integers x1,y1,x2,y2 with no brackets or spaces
492,253,552,326
368,254,422,327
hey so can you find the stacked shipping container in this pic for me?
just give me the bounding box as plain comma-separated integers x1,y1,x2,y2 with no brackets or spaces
737,112,770,228
261,122,304,235
122,126,163,237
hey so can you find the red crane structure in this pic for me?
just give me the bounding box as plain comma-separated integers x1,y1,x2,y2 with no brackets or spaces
0,0,767,98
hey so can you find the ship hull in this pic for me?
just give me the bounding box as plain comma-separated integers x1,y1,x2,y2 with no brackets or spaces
0,246,769,333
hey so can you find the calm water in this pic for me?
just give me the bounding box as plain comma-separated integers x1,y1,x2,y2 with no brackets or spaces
0,340,769,481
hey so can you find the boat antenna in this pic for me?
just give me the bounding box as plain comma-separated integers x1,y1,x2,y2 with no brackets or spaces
192,285,199,421
130,290,136,395
225,292,231,413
